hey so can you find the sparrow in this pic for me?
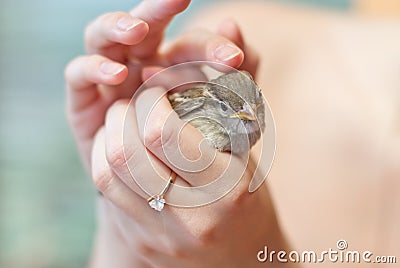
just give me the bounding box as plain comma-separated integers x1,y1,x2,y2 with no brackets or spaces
168,71,265,154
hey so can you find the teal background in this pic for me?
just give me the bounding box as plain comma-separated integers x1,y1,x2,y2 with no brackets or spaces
0,0,350,267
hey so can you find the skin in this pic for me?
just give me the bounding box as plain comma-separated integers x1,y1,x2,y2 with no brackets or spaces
65,1,296,267
187,1,400,267
67,1,400,267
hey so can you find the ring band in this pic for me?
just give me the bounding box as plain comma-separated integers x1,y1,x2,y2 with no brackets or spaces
147,171,176,212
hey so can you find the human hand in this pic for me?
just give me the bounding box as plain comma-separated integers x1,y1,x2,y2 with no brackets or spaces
65,0,256,171
89,84,287,267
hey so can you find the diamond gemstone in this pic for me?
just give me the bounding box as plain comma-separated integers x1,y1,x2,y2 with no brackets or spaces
148,196,165,212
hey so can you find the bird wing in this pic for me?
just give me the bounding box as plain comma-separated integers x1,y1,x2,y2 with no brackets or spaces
172,97,207,117
168,86,207,117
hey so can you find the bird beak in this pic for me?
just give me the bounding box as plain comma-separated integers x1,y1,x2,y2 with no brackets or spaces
230,103,257,121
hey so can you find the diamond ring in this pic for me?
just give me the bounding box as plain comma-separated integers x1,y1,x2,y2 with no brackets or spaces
147,171,176,212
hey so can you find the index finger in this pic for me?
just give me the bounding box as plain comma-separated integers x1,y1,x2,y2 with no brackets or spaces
135,86,250,190
129,0,191,58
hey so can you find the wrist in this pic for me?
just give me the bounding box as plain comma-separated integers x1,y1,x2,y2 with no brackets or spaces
89,198,146,268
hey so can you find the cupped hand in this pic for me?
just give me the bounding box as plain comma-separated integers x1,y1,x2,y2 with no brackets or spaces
89,86,287,267
64,0,258,171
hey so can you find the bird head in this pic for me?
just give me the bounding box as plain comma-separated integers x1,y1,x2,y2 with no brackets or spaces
208,71,265,127
205,71,266,152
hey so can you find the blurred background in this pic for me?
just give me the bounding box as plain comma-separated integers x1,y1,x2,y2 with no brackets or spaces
0,0,364,267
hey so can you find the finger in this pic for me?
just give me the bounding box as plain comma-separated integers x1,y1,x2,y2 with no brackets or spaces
217,19,259,78
104,97,216,208
141,66,164,82
128,0,191,58
141,65,207,90
239,45,260,79
135,86,248,189
217,18,245,50
85,12,149,55
163,29,244,68
65,55,128,112
104,99,189,200
91,127,153,221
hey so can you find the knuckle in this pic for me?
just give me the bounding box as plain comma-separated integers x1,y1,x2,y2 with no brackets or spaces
65,55,96,84
168,245,188,260
225,179,250,209
136,242,156,257
105,100,135,170
103,11,127,21
137,240,187,260
106,144,127,170
64,60,73,81
192,223,218,247
143,125,163,149
229,188,249,208
109,98,130,110
143,122,174,151
85,11,126,39
64,55,105,93
64,57,81,82
84,23,95,45
92,167,114,194
84,12,123,49
105,139,141,173
65,108,77,127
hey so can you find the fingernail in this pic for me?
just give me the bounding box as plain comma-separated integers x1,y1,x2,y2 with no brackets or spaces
116,16,144,32
214,44,241,62
100,62,125,75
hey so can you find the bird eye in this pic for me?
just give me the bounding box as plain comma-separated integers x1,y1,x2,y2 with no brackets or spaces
220,102,228,111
